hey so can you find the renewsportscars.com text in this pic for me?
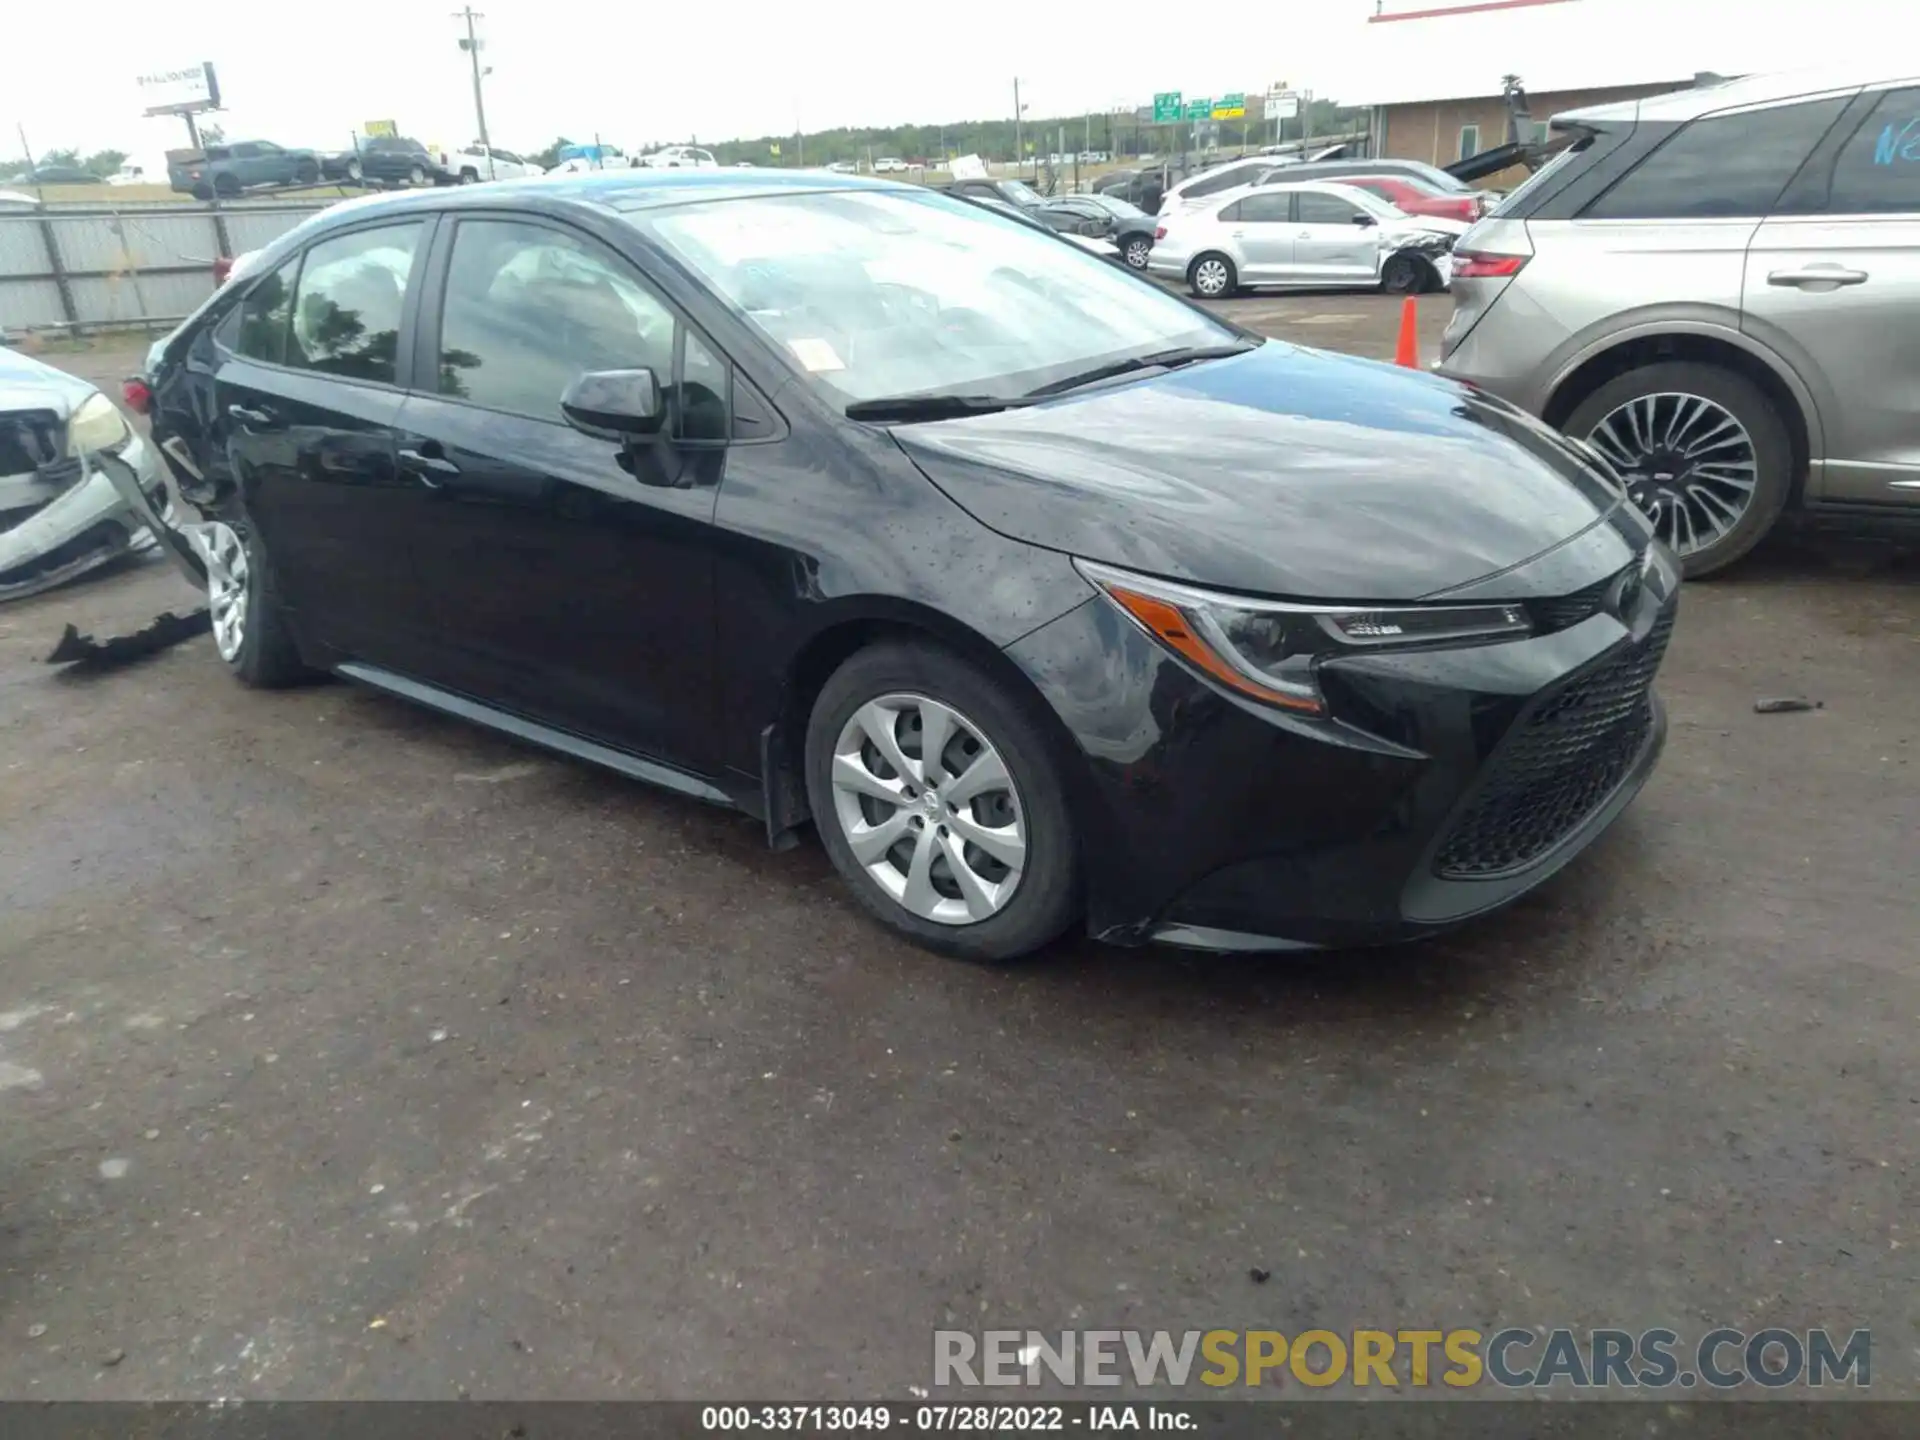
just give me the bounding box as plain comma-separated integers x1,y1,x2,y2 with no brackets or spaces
933,1327,1871,1391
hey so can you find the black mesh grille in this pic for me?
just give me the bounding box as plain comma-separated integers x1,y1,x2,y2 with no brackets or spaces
1,412,64,476
1435,608,1674,879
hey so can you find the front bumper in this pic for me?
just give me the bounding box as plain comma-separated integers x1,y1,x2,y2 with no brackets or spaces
0,432,169,603
1005,546,1680,951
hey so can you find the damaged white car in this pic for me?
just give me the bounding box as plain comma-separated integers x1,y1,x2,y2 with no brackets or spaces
1,346,171,601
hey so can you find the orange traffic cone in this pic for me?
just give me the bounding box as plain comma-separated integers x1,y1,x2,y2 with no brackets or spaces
1393,296,1420,369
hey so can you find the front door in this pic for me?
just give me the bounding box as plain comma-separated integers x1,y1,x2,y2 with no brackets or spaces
393,215,724,771
1291,190,1385,284
214,219,441,670
1744,84,1920,507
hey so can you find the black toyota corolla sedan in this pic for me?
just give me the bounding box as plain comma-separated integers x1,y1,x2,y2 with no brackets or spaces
128,170,1678,962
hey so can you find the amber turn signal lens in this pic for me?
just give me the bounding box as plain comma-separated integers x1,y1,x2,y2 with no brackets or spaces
1105,586,1325,715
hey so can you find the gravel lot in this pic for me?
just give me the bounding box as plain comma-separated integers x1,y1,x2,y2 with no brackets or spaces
1,305,1915,1401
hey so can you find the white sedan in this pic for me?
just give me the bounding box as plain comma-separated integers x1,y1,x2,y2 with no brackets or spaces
1148,180,1466,298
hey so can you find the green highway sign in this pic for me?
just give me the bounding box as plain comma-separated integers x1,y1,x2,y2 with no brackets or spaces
1152,92,1183,124
1186,97,1213,120
1213,93,1246,120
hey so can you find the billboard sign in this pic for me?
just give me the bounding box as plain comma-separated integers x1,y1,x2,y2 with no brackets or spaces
1213,94,1246,120
138,62,221,117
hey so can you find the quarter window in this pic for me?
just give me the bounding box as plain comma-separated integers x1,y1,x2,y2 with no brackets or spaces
286,223,423,384
1823,87,1920,215
1584,98,1849,220
228,257,300,366
1458,125,1481,161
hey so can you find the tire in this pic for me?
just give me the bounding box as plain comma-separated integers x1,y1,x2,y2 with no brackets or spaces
408,164,427,186
213,174,241,198
1381,252,1425,294
1188,252,1237,299
191,181,214,201
198,518,313,689
1123,236,1152,270
804,641,1081,962
345,159,363,184
1563,361,1792,578
295,161,320,185
459,167,479,184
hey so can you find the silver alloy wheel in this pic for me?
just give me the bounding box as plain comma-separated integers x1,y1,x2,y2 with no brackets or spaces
1586,392,1759,559
200,521,249,662
1125,238,1151,269
829,693,1027,926
409,165,426,185
1193,258,1230,296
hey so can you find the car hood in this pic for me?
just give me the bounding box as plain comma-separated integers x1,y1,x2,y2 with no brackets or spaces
890,341,1633,602
0,346,95,418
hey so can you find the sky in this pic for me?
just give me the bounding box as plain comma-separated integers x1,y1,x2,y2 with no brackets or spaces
0,0,1891,168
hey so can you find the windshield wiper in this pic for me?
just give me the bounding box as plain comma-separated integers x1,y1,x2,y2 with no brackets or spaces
1023,342,1258,399
844,393,1037,422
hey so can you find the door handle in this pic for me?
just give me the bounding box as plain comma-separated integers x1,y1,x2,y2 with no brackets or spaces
1767,266,1869,289
397,446,461,486
227,403,275,427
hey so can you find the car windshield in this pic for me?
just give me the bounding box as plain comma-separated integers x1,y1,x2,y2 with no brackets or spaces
639,189,1238,404
1488,135,1590,217
997,179,1043,206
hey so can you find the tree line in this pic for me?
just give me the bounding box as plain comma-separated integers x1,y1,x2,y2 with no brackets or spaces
0,148,129,180
529,97,1363,170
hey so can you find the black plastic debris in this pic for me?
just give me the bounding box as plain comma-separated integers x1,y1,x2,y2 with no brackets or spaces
1753,696,1823,714
45,607,211,669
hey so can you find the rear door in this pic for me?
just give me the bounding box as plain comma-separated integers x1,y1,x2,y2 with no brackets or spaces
1744,83,1920,506
390,214,726,767
1220,192,1294,278
216,218,440,669
1291,189,1382,283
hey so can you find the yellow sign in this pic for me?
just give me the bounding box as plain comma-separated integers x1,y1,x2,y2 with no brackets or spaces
770,142,781,156
1212,94,1246,120
364,119,398,138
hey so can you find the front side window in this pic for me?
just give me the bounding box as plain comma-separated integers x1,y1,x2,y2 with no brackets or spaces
1820,87,1920,215
436,219,682,426
287,223,423,384
1298,192,1364,225
1584,97,1849,220
640,188,1239,404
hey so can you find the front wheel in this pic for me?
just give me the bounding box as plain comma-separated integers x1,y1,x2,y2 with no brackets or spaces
459,167,479,184
805,642,1081,962
294,161,320,185
408,164,427,186
1564,361,1792,578
1122,236,1152,270
1380,252,1425,294
345,158,363,183
1189,252,1237,299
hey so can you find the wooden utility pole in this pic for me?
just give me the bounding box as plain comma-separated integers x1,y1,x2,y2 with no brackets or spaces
453,7,492,175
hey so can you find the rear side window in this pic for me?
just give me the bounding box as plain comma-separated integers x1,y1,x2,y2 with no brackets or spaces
228,257,300,365
286,223,423,384
1823,87,1920,215
1583,97,1849,220
1184,165,1263,200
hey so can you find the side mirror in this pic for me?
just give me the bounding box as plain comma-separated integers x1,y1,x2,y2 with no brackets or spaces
1353,213,1378,228
561,368,664,442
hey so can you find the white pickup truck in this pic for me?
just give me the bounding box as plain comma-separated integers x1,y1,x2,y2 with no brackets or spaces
435,143,546,182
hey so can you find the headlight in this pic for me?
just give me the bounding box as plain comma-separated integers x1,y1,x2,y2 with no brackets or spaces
66,390,132,457
1077,559,1532,717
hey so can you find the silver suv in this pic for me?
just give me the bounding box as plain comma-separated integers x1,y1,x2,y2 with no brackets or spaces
1440,66,1920,575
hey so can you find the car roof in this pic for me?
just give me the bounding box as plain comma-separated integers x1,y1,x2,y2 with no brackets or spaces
1559,65,1920,126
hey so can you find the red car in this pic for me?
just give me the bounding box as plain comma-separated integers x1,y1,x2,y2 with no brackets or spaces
1337,174,1484,226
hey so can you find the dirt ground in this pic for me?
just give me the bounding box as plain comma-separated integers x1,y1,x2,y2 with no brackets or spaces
1,307,1915,1401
